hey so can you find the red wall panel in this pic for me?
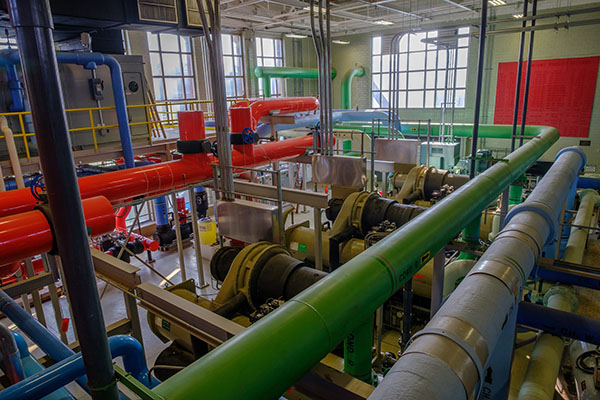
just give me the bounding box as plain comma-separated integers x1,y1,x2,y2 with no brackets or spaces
493,56,599,138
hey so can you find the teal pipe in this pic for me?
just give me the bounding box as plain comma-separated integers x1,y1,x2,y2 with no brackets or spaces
340,66,365,110
153,126,559,400
254,66,336,98
343,314,374,384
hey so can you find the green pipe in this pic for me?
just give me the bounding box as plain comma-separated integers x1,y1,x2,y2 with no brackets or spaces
340,66,365,110
336,122,548,139
343,314,374,384
509,184,524,206
153,126,559,400
457,216,481,260
254,66,336,98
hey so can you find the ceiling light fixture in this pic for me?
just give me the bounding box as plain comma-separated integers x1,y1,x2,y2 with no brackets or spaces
488,0,506,6
373,20,394,26
285,33,308,39
332,39,350,45
513,13,523,18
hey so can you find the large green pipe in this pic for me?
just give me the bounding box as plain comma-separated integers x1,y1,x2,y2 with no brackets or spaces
254,66,336,98
153,127,559,400
340,66,365,110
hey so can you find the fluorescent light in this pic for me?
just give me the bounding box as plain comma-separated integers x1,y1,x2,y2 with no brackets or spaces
303,5,322,13
332,39,350,45
286,33,308,39
513,13,523,18
488,0,506,6
374,20,394,26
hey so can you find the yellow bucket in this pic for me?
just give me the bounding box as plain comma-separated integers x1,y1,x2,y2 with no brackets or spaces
198,218,217,245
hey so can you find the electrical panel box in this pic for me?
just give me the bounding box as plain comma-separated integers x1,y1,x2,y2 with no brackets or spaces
217,199,281,243
420,141,460,170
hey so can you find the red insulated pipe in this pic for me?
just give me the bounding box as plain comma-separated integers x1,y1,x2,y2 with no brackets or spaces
0,134,315,218
0,196,116,266
231,97,319,131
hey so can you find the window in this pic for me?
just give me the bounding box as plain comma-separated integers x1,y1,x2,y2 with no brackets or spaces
0,38,16,51
256,37,284,97
222,34,245,98
147,32,196,102
371,28,470,109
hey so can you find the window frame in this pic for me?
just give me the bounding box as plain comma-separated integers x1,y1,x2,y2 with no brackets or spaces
371,28,470,109
147,32,197,102
255,36,285,97
221,33,246,99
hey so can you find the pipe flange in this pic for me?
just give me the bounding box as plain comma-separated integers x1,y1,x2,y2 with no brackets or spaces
494,228,543,260
467,258,523,300
177,139,212,154
543,285,579,313
33,203,58,254
406,326,484,396
504,201,558,246
426,315,489,366
556,147,586,172
352,191,377,234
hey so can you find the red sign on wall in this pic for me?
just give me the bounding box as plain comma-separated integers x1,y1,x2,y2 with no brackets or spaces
493,56,599,138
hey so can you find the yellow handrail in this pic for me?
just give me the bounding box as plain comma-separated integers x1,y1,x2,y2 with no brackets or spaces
0,98,246,159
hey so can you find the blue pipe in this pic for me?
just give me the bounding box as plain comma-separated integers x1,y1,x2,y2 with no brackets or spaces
578,176,600,190
0,289,89,391
0,50,135,169
5,64,24,112
255,110,398,137
155,196,169,226
13,332,75,400
517,301,600,346
0,335,158,400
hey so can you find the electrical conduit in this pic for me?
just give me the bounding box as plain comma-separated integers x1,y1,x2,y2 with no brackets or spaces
151,126,559,400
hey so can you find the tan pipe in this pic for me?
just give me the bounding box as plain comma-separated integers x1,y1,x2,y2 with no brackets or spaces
0,116,25,189
563,189,600,264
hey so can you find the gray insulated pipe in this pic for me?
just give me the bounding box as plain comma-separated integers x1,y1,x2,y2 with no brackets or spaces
368,147,586,400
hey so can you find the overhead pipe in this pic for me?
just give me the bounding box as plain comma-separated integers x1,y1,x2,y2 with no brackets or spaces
0,50,136,169
152,126,559,400
340,66,365,110
370,146,585,400
231,97,319,132
6,1,120,397
254,66,336,98
0,335,157,400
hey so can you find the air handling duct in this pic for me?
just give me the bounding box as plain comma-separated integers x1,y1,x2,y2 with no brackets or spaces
369,147,586,400
151,126,559,400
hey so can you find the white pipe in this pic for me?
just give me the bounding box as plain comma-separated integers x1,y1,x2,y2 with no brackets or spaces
517,188,600,400
369,147,586,400
0,116,25,189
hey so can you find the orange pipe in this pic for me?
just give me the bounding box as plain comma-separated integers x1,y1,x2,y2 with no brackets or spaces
0,196,115,266
231,97,319,131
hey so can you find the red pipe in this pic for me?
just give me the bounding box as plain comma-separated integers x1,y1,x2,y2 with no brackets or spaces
0,196,116,266
231,97,319,131
115,206,131,231
0,134,315,218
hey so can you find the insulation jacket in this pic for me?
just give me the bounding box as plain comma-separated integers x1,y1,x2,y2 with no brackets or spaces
0,196,115,265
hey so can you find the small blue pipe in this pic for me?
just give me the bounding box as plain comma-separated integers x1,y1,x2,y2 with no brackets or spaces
0,335,158,400
155,196,169,226
5,64,24,112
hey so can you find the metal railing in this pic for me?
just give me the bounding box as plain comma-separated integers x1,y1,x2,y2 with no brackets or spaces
0,97,247,159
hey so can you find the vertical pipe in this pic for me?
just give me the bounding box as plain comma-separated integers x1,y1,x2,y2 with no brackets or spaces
189,187,206,286
343,315,374,384
510,0,528,152
519,0,538,147
430,250,445,318
313,207,323,271
171,193,187,281
401,279,413,346
7,2,118,398
469,0,488,179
